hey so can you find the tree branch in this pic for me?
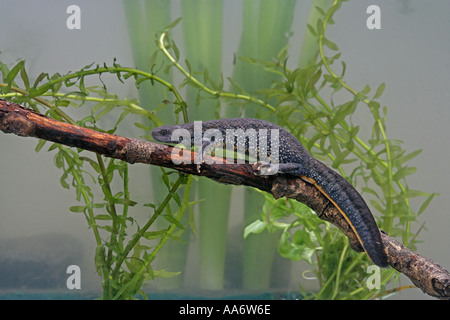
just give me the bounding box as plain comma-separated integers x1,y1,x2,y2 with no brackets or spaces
1,99,449,299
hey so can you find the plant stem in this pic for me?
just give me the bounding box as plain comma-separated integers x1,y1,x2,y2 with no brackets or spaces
0,83,76,125
299,0,333,68
123,0,193,290
231,0,297,291
113,177,190,300
179,0,230,290
95,154,121,280
157,32,276,113
331,241,347,299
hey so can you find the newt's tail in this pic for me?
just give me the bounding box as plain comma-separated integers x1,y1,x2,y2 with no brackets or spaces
303,161,389,268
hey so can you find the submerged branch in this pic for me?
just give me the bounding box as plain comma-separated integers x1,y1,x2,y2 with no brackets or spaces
0,99,449,300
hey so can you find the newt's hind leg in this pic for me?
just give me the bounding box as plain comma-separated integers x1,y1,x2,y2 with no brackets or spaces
254,162,302,176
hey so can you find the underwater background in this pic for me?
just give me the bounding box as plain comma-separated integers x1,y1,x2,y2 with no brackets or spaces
0,0,449,299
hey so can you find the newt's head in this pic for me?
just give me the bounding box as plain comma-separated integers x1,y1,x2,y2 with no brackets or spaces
151,124,183,144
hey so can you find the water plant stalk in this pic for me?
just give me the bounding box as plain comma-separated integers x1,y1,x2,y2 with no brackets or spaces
230,0,297,290
180,0,231,290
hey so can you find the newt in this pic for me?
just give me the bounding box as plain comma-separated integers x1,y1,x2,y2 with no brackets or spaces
151,118,388,268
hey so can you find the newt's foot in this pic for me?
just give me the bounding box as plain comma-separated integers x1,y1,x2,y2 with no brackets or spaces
253,162,279,176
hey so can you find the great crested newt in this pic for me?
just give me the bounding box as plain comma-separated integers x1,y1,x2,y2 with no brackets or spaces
151,118,389,268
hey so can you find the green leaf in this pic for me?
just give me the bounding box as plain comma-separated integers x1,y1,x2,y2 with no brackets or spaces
31,72,47,88
373,82,386,99
127,257,144,274
396,149,422,166
35,139,47,152
20,65,30,89
78,115,95,127
0,61,10,82
94,104,115,121
69,205,86,213
148,50,159,69
403,189,431,199
94,214,113,220
361,186,380,199
370,199,387,215
393,166,416,181
418,192,438,215
162,214,185,229
134,122,149,131
54,152,65,169
277,45,289,63
33,83,52,96
328,1,343,18
308,69,322,91
315,5,326,16
322,37,339,51
244,220,267,238
6,60,25,85
316,18,324,35
340,61,347,78
306,23,317,36
164,17,182,31
357,84,370,100
152,269,181,279
323,73,337,84
143,230,168,240
187,202,198,237
79,156,101,173
114,198,137,207
332,100,357,126
94,245,105,276
171,39,180,61
277,231,315,264
160,169,170,189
